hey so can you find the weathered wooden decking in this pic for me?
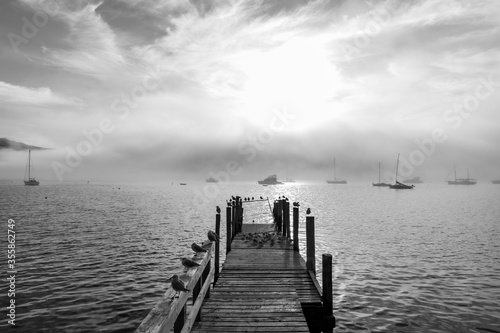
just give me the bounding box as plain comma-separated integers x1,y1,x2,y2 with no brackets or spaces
191,224,322,333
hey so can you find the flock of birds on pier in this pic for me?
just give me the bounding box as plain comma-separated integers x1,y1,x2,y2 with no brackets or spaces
170,230,220,298
170,197,312,298
239,231,290,248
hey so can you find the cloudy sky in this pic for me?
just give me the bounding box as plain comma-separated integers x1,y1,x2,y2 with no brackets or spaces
1,0,499,183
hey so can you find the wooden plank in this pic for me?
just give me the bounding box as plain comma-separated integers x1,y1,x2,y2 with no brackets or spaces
135,243,213,333
180,265,215,333
188,223,322,333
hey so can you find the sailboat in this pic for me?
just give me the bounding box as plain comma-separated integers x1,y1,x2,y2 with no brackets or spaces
326,158,347,184
389,154,414,189
447,165,476,185
24,149,40,186
372,162,390,187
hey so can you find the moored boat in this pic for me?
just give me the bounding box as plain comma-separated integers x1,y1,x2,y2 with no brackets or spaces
24,149,39,186
447,165,476,185
326,158,347,184
373,162,391,187
258,174,283,185
389,154,414,190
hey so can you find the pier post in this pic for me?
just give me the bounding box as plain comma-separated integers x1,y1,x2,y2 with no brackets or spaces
273,201,278,229
306,216,315,275
239,206,244,233
293,206,299,252
284,201,290,238
226,206,232,254
322,253,335,332
215,213,220,284
277,200,283,232
232,199,237,239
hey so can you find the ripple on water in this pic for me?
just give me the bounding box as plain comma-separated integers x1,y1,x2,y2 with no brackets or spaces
1,183,499,332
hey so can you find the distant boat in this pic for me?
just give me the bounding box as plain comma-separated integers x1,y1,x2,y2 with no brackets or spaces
405,176,423,184
492,180,500,184
179,183,187,185
372,162,391,187
24,149,39,186
389,154,414,189
326,158,347,184
206,176,218,183
258,175,283,185
447,165,476,185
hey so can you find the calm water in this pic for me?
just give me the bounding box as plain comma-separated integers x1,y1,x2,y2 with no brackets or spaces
0,181,499,333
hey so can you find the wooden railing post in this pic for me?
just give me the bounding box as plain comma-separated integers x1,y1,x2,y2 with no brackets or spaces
293,206,299,252
277,200,283,232
226,206,232,254
232,200,237,239
239,206,244,233
284,201,290,238
203,259,211,299
306,216,315,275
322,254,333,316
273,201,278,229
215,213,220,284
322,253,335,332
173,304,186,333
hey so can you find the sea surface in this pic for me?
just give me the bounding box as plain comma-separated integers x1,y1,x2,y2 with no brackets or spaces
0,181,499,333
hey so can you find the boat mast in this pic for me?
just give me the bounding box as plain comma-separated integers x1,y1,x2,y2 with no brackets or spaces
378,162,381,183
395,153,400,182
333,158,336,180
28,149,31,180
454,164,457,181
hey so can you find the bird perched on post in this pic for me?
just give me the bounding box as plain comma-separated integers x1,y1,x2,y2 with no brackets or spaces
208,230,220,242
293,202,300,207
306,208,311,215
191,242,207,254
170,275,189,298
181,257,200,268
216,206,221,214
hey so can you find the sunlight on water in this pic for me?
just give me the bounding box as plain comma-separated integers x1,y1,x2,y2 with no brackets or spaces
0,182,499,332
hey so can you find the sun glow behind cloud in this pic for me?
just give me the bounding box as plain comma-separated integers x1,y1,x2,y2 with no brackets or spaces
1,0,500,182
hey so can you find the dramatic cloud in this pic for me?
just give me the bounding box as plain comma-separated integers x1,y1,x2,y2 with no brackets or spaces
1,0,499,183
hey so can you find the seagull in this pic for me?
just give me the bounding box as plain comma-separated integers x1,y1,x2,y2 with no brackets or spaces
216,206,221,214
191,242,207,254
182,257,200,268
306,208,311,215
293,202,300,207
208,230,220,242
171,275,189,298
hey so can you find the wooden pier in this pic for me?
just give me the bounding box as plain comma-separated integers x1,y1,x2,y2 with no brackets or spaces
135,197,335,333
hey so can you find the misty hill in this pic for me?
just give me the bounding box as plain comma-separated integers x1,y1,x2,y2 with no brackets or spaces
0,138,47,151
